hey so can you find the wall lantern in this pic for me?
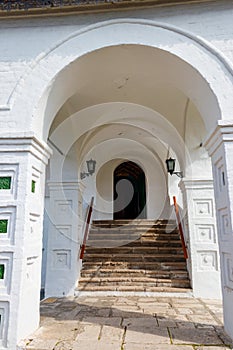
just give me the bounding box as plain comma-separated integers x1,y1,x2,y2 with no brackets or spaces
80,159,96,179
165,157,183,178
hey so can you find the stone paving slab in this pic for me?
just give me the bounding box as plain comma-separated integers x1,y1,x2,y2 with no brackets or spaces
25,339,58,350
170,328,224,345
125,327,170,344
81,316,122,326
198,348,231,350
124,345,194,350
32,321,80,340
19,295,233,350
101,325,124,342
122,317,158,328
195,348,231,350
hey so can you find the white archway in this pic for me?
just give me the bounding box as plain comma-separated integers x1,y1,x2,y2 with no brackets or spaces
6,19,233,139
4,19,233,348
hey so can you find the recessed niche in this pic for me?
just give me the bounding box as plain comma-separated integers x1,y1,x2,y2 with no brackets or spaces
53,249,71,270
0,177,11,190
0,265,4,280
194,199,213,218
0,301,9,347
195,224,216,243
0,164,19,199
197,250,218,271
0,252,13,295
0,207,16,245
0,220,8,234
223,253,233,290
31,180,36,193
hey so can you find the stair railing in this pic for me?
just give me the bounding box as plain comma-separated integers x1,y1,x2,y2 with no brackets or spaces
80,196,94,260
173,196,188,260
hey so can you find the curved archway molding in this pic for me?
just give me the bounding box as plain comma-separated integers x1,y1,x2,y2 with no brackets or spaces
48,102,187,176
5,19,233,137
4,18,233,350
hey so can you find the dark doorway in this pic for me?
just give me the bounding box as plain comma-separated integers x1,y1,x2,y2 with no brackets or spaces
114,161,147,220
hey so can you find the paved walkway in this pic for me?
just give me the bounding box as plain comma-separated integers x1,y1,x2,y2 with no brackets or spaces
19,295,233,350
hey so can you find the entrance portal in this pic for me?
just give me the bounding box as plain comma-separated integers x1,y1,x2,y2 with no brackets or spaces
114,161,146,220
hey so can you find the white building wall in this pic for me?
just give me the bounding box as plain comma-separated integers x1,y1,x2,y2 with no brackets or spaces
0,135,50,349
45,182,81,297
43,144,86,297
180,179,222,299
0,2,233,348
205,123,233,339
0,2,232,126
92,143,169,220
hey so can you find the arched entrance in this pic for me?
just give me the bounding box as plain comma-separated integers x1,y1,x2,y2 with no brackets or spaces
114,161,146,220
7,18,233,348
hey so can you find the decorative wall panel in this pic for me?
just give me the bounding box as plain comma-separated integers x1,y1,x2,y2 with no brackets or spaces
0,207,16,245
0,164,18,199
52,249,71,270
223,253,233,290
26,256,38,284
194,199,213,218
195,224,216,243
29,212,40,235
0,301,9,348
54,200,72,223
0,252,13,295
219,207,231,241
197,250,218,271
54,225,72,244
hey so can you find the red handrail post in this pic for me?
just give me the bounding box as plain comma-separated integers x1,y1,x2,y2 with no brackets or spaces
173,196,188,260
80,196,94,260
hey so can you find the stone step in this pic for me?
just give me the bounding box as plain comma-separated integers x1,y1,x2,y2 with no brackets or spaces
92,219,176,223
87,236,180,244
87,234,179,245
78,282,191,290
120,239,183,247
91,220,177,230
82,261,187,270
78,219,189,293
86,240,184,249
83,253,186,262
84,247,183,255
77,285,191,293
81,269,189,279
89,228,179,234
89,229,180,234
78,276,190,285
86,238,181,247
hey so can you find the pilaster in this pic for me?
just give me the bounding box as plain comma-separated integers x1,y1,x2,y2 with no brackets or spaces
205,121,233,338
0,134,51,349
44,181,85,297
179,178,221,299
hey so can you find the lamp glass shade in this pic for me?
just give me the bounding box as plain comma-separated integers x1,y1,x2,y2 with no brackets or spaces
86,159,96,175
166,157,175,175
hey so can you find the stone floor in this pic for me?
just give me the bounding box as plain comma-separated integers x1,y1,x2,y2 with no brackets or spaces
19,294,233,350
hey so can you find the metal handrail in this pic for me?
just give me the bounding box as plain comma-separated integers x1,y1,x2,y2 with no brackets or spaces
79,196,94,260
173,196,188,260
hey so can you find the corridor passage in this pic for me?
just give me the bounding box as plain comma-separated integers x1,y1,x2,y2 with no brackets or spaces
19,295,233,350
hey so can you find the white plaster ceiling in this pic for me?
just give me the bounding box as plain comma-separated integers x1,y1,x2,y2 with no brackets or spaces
48,44,210,178
49,44,206,138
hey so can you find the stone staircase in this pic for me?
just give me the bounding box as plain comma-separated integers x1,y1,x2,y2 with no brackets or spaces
77,219,191,292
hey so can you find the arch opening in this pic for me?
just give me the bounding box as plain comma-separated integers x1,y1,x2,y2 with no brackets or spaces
113,161,147,220
6,18,233,349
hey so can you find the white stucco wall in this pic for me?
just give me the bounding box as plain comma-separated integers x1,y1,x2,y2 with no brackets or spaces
1,2,233,349
0,2,233,136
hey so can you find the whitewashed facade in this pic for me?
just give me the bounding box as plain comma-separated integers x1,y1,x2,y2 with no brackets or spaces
1,1,233,348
